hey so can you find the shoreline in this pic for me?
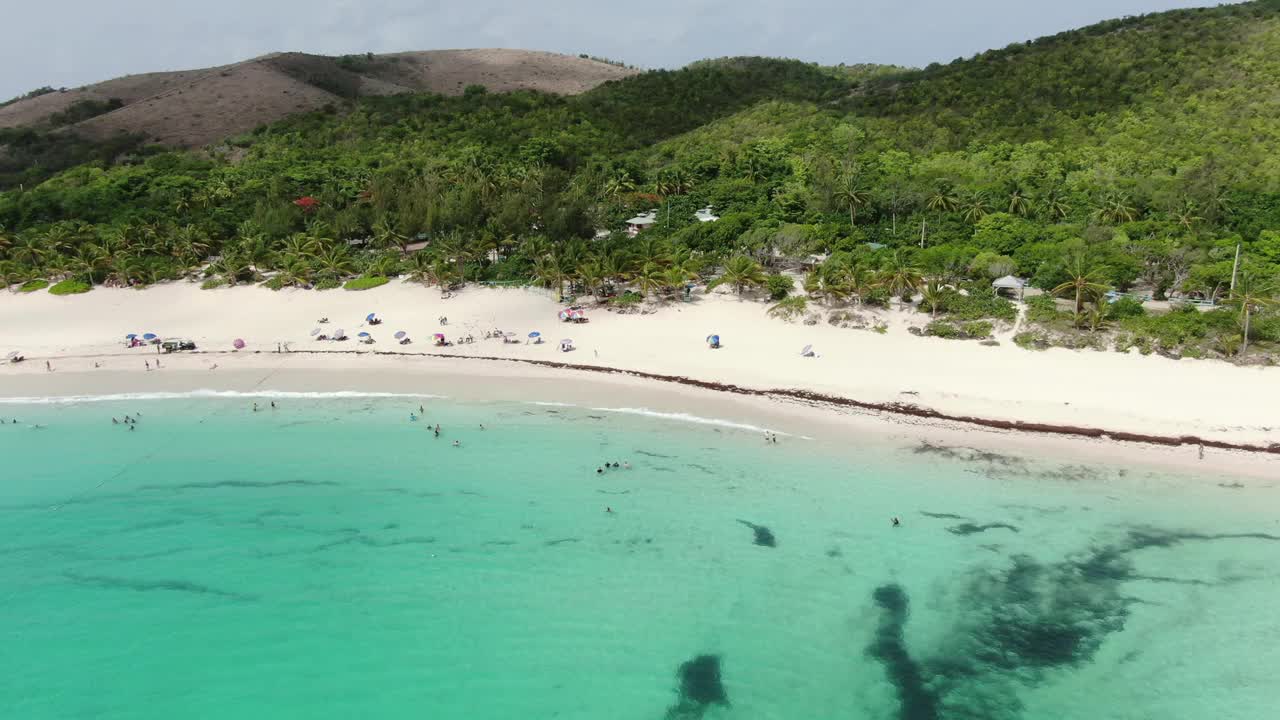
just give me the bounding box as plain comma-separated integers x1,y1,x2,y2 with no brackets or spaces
4,354,1278,482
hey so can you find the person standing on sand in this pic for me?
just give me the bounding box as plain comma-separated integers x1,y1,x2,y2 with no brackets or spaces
45,361,51,372
145,361,150,371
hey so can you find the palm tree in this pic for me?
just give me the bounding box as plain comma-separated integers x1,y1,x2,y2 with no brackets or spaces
707,256,767,295
531,255,566,301
634,262,665,300
1170,199,1204,230
918,279,945,317
1092,193,1138,225
879,252,924,301
1040,188,1071,220
577,260,605,302
312,246,356,282
603,170,636,199
961,191,990,223
9,235,47,268
1007,186,1031,216
835,176,872,229
1224,273,1277,355
926,185,960,214
1051,257,1110,327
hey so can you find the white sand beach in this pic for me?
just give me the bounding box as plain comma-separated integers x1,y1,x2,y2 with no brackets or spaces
1,281,1277,476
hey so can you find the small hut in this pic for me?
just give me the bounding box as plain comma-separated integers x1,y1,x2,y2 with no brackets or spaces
992,275,1029,300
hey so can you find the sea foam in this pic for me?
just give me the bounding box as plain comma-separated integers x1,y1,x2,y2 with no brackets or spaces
0,389,446,405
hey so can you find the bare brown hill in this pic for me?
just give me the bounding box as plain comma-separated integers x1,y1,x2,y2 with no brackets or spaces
1,49,637,148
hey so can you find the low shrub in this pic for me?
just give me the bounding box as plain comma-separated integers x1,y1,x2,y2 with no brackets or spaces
19,279,49,292
313,278,342,290
201,278,225,290
765,273,794,301
1105,296,1146,320
262,275,291,291
1013,330,1050,350
1025,294,1064,324
934,288,1017,322
926,319,994,340
344,275,389,291
608,291,644,306
49,279,91,295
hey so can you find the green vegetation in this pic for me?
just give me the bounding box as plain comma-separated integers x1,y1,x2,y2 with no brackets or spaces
48,278,90,295
18,279,48,292
1,3,1279,362
343,275,390,291
1,86,57,109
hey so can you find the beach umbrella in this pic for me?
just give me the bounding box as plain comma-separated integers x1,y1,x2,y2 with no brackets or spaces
529,331,541,338
394,330,407,339
707,334,720,345
366,313,377,322
433,333,446,340
310,327,322,336
801,344,813,356
143,333,157,340
125,333,138,340
559,310,569,320
503,331,516,338
561,338,573,345
358,332,371,337
5,351,18,360
233,338,246,350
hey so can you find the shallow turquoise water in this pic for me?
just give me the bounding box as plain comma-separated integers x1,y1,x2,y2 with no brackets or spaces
1,394,1277,719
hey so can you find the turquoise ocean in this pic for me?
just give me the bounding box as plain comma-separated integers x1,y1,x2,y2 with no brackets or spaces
1,392,1277,719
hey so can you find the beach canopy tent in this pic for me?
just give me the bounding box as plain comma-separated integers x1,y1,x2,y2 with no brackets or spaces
992,275,1029,299
560,338,574,351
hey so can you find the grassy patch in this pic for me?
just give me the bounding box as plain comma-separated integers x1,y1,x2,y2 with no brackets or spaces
48,279,91,295
19,279,49,292
343,275,389,291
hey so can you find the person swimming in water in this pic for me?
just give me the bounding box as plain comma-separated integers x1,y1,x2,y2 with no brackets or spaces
270,401,276,409
452,440,460,447
623,461,631,470
410,413,418,422
892,517,901,527
112,418,119,425
252,403,259,412
129,425,136,432
606,507,613,513
596,467,604,474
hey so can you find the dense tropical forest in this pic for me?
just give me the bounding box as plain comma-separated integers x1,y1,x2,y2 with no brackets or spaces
2,1,1280,361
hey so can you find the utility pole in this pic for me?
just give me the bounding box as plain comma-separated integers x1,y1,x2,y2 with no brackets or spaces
1229,241,1242,295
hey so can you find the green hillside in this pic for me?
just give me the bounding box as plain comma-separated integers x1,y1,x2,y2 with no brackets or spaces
2,1,1280,360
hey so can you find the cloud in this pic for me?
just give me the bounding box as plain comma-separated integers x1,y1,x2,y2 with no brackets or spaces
0,0,1227,100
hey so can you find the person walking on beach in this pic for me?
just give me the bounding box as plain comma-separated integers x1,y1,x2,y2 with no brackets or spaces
45,361,52,372
145,360,150,371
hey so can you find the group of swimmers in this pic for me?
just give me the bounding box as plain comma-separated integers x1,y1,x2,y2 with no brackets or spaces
763,432,779,444
251,402,278,412
596,461,631,474
111,413,141,431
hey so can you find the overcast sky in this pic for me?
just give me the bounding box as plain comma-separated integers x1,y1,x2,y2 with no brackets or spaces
1,0,1228,100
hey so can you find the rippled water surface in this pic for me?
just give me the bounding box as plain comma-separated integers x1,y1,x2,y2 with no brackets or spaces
1,394,1276,719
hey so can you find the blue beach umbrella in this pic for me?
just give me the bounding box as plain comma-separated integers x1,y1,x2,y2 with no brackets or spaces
358,332,371,337
366,313,376,322
529,331,540,338
706,334,720,345
125,333,138,339
142,333,157,340
394,330,407,339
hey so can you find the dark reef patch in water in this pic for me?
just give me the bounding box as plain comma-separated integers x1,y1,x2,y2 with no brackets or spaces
947,522,1020,536
665,654,728,719
736,520,776,547
64,572,255,601
545,537,580,546
865,523,1280,719
920,511,967,520
868,585,939,720
634,450,675,459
